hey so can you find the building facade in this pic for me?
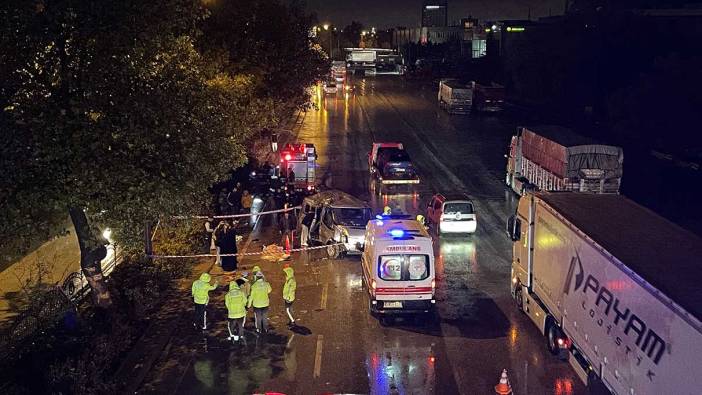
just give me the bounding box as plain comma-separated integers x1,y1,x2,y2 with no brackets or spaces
422,1,448,27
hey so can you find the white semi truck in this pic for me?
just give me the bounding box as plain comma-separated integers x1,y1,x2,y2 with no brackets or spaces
507,192,702,394
505,126,624,195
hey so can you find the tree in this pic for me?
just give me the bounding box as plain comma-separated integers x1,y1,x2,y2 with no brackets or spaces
0,0,266,308
199,0,329,114
342,21,364,48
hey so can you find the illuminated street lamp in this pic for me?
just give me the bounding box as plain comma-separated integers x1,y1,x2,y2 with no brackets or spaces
322,23,333,58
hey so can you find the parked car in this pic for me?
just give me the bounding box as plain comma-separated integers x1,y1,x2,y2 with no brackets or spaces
426,193,477,235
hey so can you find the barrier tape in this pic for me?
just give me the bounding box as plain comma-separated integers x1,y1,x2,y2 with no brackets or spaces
148,242,344,259
173,206,301,220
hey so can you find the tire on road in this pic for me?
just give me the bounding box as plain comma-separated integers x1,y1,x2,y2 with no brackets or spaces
546,319,568,360
326,242,340,259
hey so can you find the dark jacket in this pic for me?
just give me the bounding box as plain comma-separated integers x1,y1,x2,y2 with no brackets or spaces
302,212,315,228
279,212,297,232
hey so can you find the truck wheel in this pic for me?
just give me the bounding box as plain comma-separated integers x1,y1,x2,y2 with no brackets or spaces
546,322,567,360
326,242,339,259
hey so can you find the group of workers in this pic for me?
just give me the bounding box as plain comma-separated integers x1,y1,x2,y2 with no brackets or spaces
191,264,297,342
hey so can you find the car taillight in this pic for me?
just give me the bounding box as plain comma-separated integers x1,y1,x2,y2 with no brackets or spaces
284,154,292,161
557,336,571,349
439,214,444,221
371,280,376,290
431,279,436,289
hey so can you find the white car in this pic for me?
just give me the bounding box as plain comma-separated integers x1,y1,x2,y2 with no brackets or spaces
426,193,477,235
323,81,338,94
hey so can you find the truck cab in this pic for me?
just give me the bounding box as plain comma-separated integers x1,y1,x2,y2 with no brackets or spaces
299,190,372,258
362,216,436,318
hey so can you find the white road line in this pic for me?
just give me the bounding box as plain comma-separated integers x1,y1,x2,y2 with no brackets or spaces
320,283,329,310
313,334,324,378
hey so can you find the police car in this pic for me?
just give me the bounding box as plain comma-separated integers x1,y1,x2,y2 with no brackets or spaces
361,215,436,318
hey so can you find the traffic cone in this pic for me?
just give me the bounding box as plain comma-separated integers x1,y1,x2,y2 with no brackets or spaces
494,369,512,395
284,234,291,254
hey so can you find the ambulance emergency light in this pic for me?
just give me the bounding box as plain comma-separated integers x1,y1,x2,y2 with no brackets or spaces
389,229,405,238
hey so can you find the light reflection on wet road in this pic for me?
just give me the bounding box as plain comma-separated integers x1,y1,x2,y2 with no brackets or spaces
144,76,584,395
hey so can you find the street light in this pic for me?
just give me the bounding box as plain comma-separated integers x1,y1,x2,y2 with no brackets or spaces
322,24,333,59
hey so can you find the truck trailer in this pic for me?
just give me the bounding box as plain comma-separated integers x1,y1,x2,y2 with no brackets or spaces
438,79,474,114
505,126,623,194
473,82,505,112
507,192,702,394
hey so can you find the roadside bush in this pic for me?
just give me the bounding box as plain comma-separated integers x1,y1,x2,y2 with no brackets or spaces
1,225,199,394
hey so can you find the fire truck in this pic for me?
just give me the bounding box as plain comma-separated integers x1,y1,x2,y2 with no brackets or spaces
278,143,317,198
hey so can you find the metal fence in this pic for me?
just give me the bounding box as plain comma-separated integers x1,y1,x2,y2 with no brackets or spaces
0,244,121,363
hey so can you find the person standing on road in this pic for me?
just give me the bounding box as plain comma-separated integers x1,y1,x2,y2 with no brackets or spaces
241,190,253,214
216,220,238,272
225,281,247,342
278,203,296,240
204,216,216,252
248,271,272,334
227,185,241,215
192,272,218,330
250,266,262,288
270,131,278,152
282,264,297,327
300,210,314,247
236,275,251,328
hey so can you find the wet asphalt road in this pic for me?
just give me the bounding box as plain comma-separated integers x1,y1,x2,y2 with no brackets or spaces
140,76,585,394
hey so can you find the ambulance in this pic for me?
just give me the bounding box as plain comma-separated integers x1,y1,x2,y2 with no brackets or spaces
361,215,436,316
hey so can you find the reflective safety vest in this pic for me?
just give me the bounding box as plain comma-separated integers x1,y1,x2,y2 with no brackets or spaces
192,273,217,305
283,267,297,302
225,285,247,319
248,280,272,308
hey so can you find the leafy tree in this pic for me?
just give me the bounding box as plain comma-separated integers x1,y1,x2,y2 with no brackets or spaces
342,21,364,48
0,0,267,308
200,0,329,114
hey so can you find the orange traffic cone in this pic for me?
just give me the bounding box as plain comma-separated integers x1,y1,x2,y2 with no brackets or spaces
494,369,512,395
284,234,291,254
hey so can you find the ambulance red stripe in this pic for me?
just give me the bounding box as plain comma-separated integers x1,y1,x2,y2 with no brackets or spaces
375,287,433,293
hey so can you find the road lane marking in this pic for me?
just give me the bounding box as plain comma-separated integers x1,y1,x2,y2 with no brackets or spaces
313,334,324,378
320,283,328,310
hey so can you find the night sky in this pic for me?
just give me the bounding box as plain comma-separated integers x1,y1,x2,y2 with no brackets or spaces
304,0,567,29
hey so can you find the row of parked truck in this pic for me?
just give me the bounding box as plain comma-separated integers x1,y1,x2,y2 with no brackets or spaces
500,125,702,394
437,79,505,114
